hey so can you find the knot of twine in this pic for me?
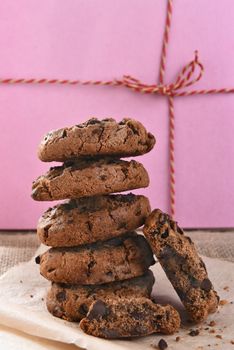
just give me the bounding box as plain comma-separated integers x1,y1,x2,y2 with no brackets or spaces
116,51,203,96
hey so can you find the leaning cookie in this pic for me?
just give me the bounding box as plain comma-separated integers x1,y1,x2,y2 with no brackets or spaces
37,194,150,247
32,159,149,201
80,297,180,338
38,118,156,162
36,232,155,284
143,209,219,322
46,270,155,321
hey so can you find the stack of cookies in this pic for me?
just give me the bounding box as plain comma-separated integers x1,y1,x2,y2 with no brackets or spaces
32,119,166,329
32,118,219,339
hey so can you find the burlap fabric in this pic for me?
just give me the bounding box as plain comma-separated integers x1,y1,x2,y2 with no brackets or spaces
0,230,234,276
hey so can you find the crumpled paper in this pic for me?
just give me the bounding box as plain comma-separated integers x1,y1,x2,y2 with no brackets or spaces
0,244,233,350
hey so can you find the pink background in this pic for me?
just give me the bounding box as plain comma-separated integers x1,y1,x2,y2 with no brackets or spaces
0,0,234,229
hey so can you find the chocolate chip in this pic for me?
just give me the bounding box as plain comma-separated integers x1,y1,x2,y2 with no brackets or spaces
156,314,163,320
201,278,212,292
86,118,101,125
35,255,41,264
56,291,66,302
78,303,89,316
176,288,187,301
48,267,56,273
119,120,126,125
102,118,113,122
61,130,67,138
158,338,168,349
128,123,140,135
189,329,199,336
100,175,107,181
177,226,184,235
87,300,109,320
186,236,192,243
189,276,200,288
161,229,169,238
43,226,50,238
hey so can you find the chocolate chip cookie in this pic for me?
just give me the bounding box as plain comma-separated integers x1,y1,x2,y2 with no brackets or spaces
37,232,155,284
143,209,219,322
38,118,156,162
80,297,181,338
37,194,150,247
32,159,149,201
46,270,155,321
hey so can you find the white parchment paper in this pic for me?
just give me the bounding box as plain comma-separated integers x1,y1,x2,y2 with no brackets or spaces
0,244,233,350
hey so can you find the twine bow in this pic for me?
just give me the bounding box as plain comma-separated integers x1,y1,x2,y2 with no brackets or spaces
116,51,203,96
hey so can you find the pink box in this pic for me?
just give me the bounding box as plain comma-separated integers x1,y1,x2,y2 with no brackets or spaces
0,0,234,229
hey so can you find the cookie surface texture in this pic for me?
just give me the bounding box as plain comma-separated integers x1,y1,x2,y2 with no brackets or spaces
46,271,155,321
38,118,156,162
80,297,180,338
32,159,149,201
38,233,155,284
37,194,151,247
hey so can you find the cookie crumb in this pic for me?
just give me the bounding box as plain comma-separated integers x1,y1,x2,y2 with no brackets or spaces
204,327,209,330
219,299,228,305
41,298,44,301
231,340,234,345
216,335,222,339
30,295,33,298
175,336,180,342
158,339,168,350
223,286,229,291
20,280,23,283
209,329,216,334
35,255,41,264
209,320,216,327
189,329,199,336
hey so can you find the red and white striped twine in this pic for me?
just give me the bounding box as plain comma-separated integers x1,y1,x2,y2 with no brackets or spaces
1,0,234,217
